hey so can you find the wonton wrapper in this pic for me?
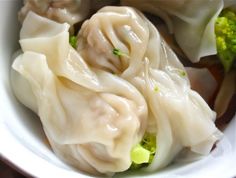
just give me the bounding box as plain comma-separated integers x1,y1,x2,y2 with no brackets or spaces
77,6,222,171
12,6,222,175
122,0,225,62
12,12,147,175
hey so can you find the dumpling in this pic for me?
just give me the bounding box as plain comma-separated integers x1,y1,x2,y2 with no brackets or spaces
18,0,119,28
76,6,222,170
77,6,151,78
12,6,222,175
12,12,148,175
18,0,90,26
121,0,224,62
10,67,37,113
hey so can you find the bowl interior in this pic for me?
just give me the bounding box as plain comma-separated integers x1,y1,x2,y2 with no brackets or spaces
0,1,235,178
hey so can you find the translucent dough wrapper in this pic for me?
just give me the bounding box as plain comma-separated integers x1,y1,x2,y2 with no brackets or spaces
18,0,118,27
122,0,225,62
12,7,222,175
76,6,222,171
12,12,148,175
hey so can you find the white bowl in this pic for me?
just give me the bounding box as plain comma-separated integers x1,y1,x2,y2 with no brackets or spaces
0,1,235,178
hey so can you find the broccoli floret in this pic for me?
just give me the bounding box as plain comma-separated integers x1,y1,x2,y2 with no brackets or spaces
69,36,77,49
130,133,156,170
215,9,236,72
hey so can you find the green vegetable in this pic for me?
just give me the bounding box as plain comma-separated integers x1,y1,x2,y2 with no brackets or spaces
130,133,156,169
215,9,236,72
69,36,77,49
113,48,129,58
169,68,187,77
154,86,159,92
178,70,186,77
131,144,150,164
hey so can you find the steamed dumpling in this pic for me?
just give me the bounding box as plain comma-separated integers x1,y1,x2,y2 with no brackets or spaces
76,6,222,170
10,68,37,113
18,0,119,28
18,0,90,26
122,0,224,62
77,6,151,78
12,12,147,175
12,6,222,175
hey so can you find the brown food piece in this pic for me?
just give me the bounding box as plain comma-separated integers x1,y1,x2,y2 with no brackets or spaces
216,93,236,130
